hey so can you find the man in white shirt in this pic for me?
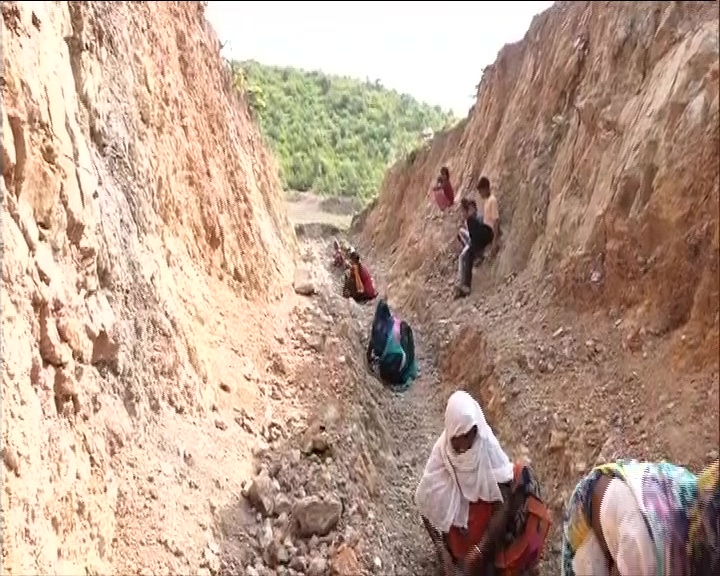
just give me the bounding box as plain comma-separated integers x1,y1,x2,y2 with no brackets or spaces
477,176,500,257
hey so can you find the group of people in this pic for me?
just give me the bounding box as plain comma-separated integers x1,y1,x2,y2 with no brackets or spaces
416,391,719,576
432,167,501,298
327,170,719,576
330,241,418,390
333,164,499,303
347,301,718,576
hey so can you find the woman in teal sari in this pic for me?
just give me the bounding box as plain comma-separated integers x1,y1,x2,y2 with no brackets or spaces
366,299,419,392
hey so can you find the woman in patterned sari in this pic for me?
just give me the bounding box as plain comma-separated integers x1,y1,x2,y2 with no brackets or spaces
561,459,719,576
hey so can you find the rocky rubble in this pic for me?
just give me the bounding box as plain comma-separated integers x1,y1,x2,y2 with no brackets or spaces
354,6,719,569
224,288,384,576
194,242,448,576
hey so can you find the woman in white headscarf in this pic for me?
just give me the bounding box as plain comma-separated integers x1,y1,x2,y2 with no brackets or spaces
415,391,551,576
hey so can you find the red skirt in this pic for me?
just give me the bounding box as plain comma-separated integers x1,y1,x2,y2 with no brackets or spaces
446,462,552,576
434,188,453,210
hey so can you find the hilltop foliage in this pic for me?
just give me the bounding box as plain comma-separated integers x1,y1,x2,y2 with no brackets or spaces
232,60,456,198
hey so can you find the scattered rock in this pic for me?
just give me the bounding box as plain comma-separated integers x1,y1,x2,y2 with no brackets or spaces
547,429,568,452
274,493,293,516
330,544,360,575
2,447,20,476
246,470,276,516
307,556,329,576
292,495,342,537
293,266,316,296
301,424,331,455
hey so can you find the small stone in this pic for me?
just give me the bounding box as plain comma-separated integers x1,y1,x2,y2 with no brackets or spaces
2,447,20,476
293,266,315,296
548,429,567,452
307,557,328,576
292,495,342,537
246,470,275,516
274,493,293,516
330,545,360,575
252,440,269,456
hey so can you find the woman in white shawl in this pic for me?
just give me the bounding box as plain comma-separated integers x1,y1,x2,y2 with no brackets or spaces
415,391,551,576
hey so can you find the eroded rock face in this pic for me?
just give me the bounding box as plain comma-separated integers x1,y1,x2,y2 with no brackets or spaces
360,1,719,369
1,2,295,574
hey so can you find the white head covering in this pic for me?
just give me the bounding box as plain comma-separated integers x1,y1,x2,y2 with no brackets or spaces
415,391,514,532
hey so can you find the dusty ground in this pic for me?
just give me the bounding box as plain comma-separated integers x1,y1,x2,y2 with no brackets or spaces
285,192,354,231
93,199,448,575
208,196,717,576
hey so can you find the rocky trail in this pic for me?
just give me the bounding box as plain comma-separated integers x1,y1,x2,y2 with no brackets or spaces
84,221,448,576
13,215,713,576
212,228,451,576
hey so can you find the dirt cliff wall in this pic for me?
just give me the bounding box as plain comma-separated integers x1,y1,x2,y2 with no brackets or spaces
360,1,719,369
1,2,295,574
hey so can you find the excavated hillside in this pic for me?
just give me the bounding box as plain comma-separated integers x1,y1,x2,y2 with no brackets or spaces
363,1,719,364
357,0,719,567
2,2,299,574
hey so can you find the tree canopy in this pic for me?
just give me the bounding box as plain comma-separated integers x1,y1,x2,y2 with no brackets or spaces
233,60,456,198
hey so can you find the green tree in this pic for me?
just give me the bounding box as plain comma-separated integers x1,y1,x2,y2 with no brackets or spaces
233,60,457,198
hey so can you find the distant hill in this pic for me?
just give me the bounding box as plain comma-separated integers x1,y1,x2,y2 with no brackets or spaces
233,60,457,198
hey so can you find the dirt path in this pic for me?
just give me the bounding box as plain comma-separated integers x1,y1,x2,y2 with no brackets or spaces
285,192,355,230
284,201,546,576
112,197,715,576
312,240,448,575
347,212,718,576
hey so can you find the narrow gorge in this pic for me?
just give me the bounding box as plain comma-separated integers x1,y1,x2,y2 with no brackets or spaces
2,2,718,576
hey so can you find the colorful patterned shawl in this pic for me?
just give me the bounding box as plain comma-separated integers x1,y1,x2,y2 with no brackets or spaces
688,460,719,574
561,460,704,576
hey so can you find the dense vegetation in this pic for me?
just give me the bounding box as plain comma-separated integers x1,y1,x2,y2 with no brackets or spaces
231,60,456,198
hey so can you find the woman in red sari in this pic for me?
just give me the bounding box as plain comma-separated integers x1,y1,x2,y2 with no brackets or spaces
342,251,377,303
432,166,455,211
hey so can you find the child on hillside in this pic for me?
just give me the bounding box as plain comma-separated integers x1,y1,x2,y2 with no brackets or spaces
432,166,455,212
